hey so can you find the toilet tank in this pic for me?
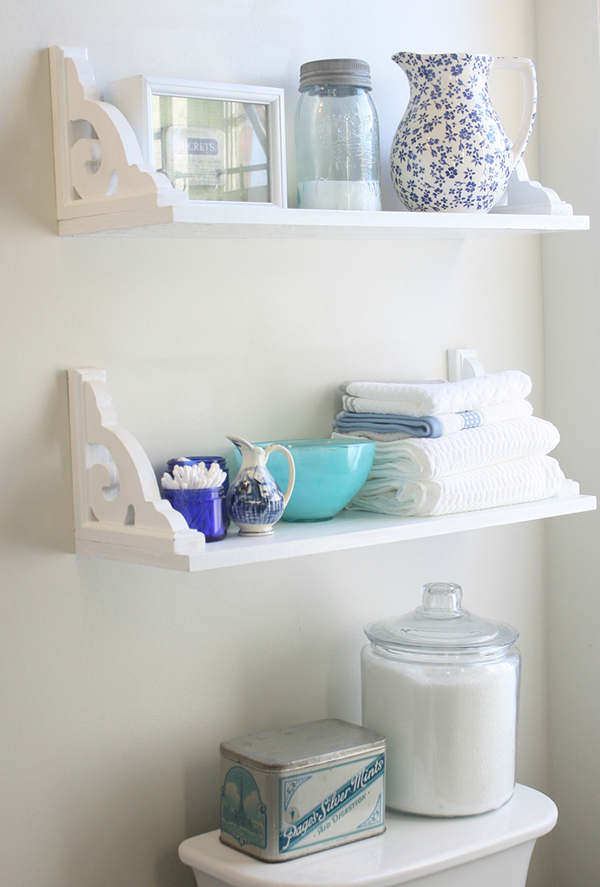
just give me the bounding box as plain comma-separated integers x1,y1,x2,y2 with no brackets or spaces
383,842,537,887
179,784,557,887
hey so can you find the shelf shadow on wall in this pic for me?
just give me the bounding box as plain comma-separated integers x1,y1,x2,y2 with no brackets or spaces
2,50,60,234
1,370,74,555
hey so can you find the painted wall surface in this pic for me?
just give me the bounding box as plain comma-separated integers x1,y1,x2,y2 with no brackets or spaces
0,2,575,886
536,2,600,886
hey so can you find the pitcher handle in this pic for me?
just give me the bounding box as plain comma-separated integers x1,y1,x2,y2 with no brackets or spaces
265,444,296,508
491,57,537,173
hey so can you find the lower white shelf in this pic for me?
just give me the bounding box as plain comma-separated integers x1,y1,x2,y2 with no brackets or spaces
75,489,596,573
67,367,596,573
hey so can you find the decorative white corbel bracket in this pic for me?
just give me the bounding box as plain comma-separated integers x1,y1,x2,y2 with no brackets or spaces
49,46,188,235
490,159,573,216
447,348,486,382
68,368,205,569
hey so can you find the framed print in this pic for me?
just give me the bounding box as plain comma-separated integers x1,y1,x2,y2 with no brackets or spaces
106,75,287,207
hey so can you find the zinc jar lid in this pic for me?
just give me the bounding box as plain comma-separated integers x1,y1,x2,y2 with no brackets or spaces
299,58,372,90
364,582,518,654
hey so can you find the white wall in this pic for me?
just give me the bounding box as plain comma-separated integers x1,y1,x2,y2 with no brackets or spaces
536,2,600,886
0,2,569,886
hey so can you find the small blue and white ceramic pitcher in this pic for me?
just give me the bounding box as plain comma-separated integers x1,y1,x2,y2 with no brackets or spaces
390,53,537,213
226,436,295,536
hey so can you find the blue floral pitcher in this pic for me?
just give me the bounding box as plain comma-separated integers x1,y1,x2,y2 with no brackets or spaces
390,53,537,213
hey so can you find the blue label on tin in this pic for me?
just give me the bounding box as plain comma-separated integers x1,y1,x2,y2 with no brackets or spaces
221,766,267,848
279,753,385,853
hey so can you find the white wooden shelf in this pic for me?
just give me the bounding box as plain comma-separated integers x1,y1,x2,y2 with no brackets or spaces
49,46,590,238
67,367,596,573
77,493,596,572
77,204,590,239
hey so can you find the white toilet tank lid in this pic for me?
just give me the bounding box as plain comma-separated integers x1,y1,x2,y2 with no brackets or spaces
178,784,557,887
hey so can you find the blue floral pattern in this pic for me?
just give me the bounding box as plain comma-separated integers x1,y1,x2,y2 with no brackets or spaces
390,53,534,213
226,467,285,530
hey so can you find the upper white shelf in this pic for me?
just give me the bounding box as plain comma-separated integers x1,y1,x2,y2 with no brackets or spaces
49,46,590,239
80,204,590,240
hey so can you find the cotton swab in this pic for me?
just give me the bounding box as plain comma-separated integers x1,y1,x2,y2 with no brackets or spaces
161,461,227,490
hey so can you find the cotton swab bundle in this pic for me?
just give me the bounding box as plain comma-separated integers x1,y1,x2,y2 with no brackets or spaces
161,461,227,490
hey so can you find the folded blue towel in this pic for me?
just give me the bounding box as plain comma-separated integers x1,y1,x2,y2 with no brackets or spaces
335,401,533,440
334,411,449,438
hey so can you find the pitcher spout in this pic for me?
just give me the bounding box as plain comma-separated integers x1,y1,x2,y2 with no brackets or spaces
392,52,417,68
227,434,252,454
227,435,269,474
391,52,433,85
227,434,263,461
391,51,415,72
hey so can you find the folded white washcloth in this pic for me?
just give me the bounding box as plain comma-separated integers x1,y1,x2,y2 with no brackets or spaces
341,395,533,422
334,417,559,481
347,455,565,517
340,371,532,417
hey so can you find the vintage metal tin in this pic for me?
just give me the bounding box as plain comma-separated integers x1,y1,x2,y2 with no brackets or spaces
219,718,386,862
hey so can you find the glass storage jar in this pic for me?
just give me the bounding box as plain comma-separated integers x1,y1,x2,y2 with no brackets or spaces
295,58,381,211
361,582,520,816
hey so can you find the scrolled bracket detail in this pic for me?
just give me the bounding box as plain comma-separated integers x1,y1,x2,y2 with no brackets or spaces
49,46,187,234
67,368,205,564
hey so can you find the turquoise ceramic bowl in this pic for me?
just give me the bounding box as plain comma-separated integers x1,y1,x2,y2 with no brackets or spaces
239,438,375,522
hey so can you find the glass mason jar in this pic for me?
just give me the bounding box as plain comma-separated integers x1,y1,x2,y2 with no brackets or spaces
361,582,520,816
295,58,381,211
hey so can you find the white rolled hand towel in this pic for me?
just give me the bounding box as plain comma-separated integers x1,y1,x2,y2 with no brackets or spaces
340,370,532,417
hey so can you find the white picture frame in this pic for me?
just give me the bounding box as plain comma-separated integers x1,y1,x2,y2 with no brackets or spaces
106,75,287,208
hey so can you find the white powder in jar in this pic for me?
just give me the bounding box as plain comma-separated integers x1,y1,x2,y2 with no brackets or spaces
361,645,519,816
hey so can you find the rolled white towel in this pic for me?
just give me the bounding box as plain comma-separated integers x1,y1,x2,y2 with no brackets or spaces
347,455,565,517
334,417,559,481
340,370,532,417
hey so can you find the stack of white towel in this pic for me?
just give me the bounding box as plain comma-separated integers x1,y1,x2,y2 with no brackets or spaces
333,371,565,517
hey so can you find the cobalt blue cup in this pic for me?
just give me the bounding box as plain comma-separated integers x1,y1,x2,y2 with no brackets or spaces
162,486,227,542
